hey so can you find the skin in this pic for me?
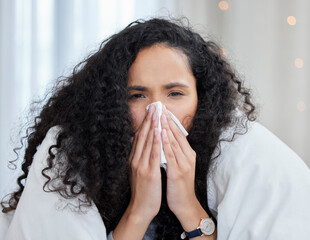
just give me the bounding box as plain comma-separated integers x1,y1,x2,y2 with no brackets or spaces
113,44,216,240
127,44,198,132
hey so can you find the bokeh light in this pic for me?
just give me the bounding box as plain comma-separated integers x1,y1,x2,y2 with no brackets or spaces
287,16,296,25
295,58,304,68
218,1,229,11
297,101,306,112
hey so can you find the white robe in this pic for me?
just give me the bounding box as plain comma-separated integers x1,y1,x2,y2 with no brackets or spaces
1,122,310,239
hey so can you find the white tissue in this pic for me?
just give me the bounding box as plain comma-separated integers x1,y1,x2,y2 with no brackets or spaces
146,101,188,170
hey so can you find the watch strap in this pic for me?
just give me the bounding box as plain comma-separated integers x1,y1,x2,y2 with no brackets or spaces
185,228,202,238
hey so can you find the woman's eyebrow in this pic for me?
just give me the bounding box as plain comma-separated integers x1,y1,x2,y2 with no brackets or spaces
164,82,189,89
127,82,189,91
127,85,148,91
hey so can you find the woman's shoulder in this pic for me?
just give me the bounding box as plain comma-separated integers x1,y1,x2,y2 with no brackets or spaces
207,121,310,239
212,120,307,174
209,120,310,191
2,125,107,240
207,120,310,213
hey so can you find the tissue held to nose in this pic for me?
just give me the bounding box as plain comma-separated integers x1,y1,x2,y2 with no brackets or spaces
146,101,188,170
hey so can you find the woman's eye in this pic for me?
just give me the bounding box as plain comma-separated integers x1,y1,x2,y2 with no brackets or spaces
128,93,145,100
168,91,184,97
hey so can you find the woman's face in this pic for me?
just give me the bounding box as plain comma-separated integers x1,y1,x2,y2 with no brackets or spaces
127,44,198,132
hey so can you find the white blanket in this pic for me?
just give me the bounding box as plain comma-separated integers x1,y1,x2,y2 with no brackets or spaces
1,121,310,239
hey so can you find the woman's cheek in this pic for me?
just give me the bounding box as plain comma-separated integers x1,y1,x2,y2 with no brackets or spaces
182,115,195,131
168,109,196,132
130,106,146,132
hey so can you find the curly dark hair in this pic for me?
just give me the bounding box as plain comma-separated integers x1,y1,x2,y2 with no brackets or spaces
1,18,256,239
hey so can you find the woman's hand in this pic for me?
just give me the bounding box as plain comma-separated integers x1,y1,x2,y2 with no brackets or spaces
128,104,162,221
160,107,197,216
161,107,213,237
113,105,162,240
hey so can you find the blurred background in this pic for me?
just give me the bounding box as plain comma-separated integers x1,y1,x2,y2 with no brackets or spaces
1,0,309,197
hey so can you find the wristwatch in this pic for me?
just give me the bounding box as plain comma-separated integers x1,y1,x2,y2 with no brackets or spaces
181,217,215,239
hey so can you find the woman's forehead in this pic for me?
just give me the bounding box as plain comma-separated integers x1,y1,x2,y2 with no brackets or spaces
128,45,195,87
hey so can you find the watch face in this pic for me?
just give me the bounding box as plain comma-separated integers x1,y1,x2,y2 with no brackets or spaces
200,218,215,235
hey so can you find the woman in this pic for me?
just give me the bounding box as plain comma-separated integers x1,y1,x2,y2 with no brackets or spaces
1,18,310,240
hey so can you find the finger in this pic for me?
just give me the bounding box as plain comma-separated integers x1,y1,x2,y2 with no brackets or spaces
161,129,178,169
139,112,159,166
129,135,138,164
162,117,186,166
161,112,195,170
131,105,155,163
149,128,161,169
162,107,195,158
161,113,183,153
